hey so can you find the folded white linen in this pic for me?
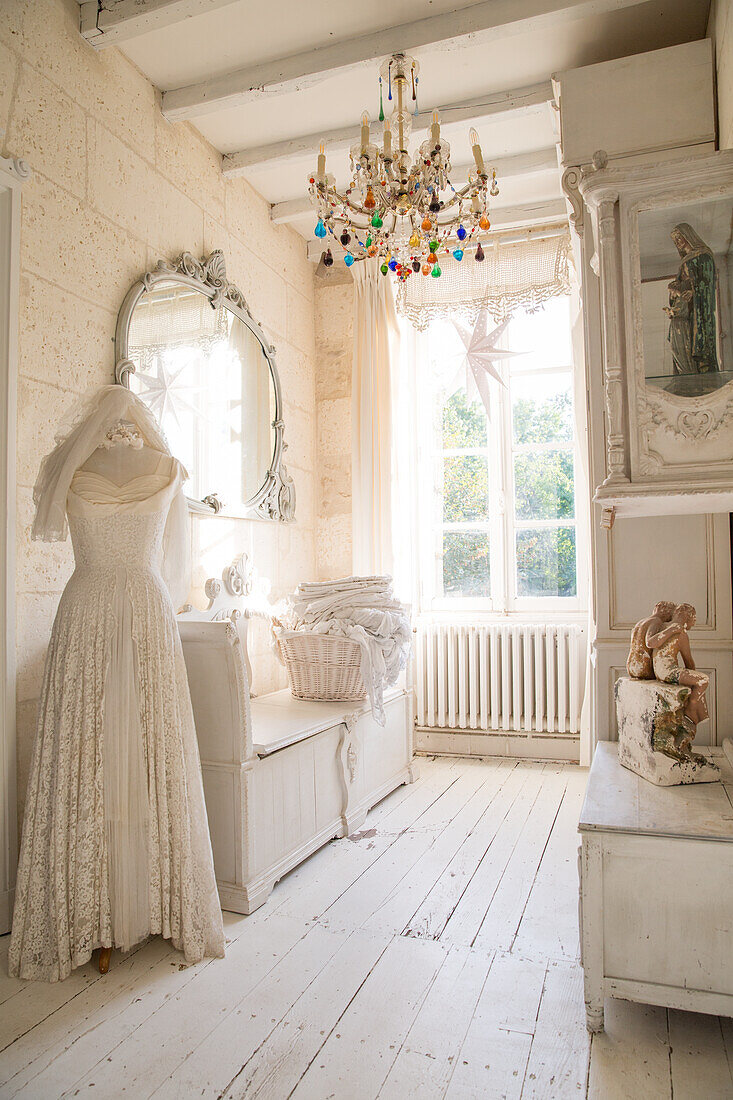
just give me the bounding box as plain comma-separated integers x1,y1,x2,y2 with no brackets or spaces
296,574,390,593
291,591,403,622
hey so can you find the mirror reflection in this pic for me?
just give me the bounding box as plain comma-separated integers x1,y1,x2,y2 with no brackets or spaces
639,197,733,397
127,282,276,513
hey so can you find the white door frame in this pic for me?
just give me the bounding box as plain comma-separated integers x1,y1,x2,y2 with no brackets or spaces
0,154,30,934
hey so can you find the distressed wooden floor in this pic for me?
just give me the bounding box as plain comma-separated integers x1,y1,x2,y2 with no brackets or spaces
1,755,732,1099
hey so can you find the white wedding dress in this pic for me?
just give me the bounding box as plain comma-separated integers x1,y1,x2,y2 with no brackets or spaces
9,387,225,982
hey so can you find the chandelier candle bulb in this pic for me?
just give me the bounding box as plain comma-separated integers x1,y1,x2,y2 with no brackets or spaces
383,117,392,158
396,74,405,150
469,127,485,175
431,109,441,148
317,139,326,183
361,111,370,155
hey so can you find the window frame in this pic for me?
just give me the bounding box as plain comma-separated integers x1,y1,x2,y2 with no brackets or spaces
409,297,588,616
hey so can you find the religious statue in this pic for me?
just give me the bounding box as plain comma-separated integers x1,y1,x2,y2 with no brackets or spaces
663,223,721,393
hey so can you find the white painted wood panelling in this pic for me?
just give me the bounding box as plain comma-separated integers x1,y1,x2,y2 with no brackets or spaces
556,39,715,166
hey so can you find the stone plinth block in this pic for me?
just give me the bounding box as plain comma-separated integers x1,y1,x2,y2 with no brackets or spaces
615,676,720,786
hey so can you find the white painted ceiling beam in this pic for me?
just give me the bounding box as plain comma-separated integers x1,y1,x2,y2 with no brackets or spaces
162,0,646,121
78,0,242,45
271,148,560,225
222,82,553,176
78,0,243,47
304,198,568,260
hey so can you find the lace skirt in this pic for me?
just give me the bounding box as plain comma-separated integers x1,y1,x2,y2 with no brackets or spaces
9,568,225,982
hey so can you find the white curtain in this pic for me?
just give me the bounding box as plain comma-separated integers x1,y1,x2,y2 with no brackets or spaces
351,259,400,577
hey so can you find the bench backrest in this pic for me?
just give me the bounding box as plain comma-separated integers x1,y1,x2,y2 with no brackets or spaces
178,618,254,764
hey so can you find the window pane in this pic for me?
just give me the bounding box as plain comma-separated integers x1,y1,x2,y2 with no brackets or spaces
512,373,573,445
516,527,577,597
443,531,491,597
506,297,572,372
514,451,575,520
442,388,487,448
443,455,489,522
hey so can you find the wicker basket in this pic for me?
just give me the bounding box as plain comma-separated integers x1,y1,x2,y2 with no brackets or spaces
274,628,366,702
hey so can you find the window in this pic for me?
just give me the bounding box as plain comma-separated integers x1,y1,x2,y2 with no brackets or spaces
403,295,586,612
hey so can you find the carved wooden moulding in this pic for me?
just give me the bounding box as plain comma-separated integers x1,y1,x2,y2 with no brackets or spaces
576,148,733,524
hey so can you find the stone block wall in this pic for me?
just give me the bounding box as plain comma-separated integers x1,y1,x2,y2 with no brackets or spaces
0,0,317,824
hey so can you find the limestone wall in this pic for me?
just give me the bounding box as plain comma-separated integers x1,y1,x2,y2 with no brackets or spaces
0,0,317,824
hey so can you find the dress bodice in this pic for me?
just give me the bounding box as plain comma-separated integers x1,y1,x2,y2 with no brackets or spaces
66,456,183,576
68,510,168,574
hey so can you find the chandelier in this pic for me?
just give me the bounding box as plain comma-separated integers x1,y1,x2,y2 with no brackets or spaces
308,52,499,280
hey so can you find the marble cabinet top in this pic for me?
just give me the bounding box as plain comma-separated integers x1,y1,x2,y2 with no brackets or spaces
579,742,733,842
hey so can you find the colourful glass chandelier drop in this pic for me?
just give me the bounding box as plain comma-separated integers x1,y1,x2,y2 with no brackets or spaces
307,52,499,280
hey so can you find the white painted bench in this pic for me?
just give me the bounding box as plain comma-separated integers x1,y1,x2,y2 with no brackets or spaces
178,617,417,914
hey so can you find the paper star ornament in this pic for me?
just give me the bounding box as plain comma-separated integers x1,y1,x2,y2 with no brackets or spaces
136,353,204,429
452,309,524,418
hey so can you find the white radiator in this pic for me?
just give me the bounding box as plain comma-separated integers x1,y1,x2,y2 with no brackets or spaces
415,622,586,735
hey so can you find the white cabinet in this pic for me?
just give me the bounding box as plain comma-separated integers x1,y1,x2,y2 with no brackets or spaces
578,742,733,1031
555,40,715,168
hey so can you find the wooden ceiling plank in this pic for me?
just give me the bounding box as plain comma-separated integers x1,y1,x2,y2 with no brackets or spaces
222,83,553,175
162,0,645,121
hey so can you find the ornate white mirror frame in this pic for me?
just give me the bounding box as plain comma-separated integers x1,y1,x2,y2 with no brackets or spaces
114,250,295,523
579,148,733,522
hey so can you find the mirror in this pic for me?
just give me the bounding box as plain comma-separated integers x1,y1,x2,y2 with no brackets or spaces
114,251,294,521
638,196,733,398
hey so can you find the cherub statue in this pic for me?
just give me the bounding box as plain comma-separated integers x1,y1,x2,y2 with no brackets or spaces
649,603,709,727
626,600,677,680
620,602,718,780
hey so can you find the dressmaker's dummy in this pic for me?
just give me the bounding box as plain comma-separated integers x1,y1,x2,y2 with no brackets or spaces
9,386,225,982
78,421,174,976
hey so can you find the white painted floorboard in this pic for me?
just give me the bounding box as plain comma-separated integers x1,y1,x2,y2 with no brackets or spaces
1,755,732,1099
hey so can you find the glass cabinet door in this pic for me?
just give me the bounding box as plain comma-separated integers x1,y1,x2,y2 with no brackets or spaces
639,195,733,397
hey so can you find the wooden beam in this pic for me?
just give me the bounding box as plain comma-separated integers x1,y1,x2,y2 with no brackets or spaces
223,83,553,176
162,0,645,121
305,199,568,260
79,0,243,47
272,150,559,225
